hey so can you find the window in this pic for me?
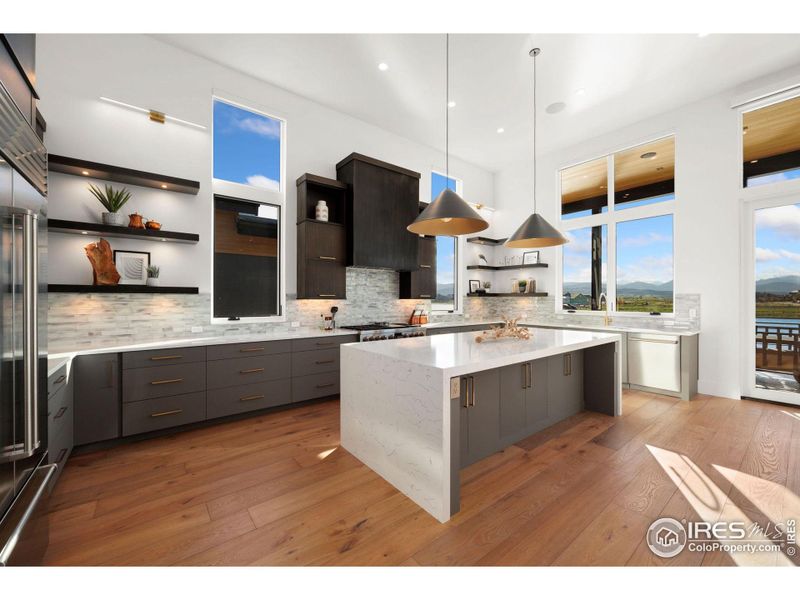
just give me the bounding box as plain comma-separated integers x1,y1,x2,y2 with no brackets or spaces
559,136,675,314
743,94,800,188
212,97,286,321
430,171,461,312
213,98,283,191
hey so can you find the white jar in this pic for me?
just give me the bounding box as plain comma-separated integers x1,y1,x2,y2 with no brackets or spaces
315,200,329,222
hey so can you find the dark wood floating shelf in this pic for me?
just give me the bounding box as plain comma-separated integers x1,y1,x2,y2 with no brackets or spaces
48,219,200,244
467,292,548,298
466,236,507,246
48,154,200,195
49,284,199,294
467,263,548,271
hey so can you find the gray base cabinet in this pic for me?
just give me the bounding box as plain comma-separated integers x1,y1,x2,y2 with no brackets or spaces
499,358,549,444
73,353,120,446
459,369,501,468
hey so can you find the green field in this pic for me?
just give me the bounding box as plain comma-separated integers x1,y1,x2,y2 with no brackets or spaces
616,296,674,314
756,301,800,319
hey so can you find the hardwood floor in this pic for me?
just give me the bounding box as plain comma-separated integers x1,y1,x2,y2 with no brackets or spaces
43,391,800,566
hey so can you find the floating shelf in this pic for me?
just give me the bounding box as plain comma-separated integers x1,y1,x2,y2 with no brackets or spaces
467,263,548,271
48,154,200,195
466,236,507,246
48,219,200,244
467,292,548,298
49,284,198,294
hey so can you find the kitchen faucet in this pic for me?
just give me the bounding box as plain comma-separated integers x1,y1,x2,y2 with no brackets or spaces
598,293,612,326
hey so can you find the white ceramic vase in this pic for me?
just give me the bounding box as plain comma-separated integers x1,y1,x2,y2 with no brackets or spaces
146,277,159,287
315,200,329,222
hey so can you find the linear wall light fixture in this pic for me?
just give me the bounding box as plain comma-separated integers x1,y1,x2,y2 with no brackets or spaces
99,96,207,130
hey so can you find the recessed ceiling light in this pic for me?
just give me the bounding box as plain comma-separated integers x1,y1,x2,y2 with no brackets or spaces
80,231,88,235
378,62,389,71
81,170,89,176
496,127,505,134
574,88,586,96
743,126,749,135
640,151,657,160
161,184,168,189
546,102,566,114
447,101,456,108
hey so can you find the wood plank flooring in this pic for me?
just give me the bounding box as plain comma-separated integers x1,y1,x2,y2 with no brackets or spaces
43,391,800,566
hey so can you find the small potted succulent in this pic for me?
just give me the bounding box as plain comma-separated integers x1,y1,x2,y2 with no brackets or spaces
88,184,132,226
146,264,160,287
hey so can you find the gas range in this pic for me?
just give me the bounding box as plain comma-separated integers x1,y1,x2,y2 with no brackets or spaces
340,322,426,342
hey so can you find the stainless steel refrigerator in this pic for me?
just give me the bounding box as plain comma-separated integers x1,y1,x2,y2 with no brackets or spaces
0,72,52,565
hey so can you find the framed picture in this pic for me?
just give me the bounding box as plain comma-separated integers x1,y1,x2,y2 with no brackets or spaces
113,250,151,285
522,251,540,265
468,279,481,293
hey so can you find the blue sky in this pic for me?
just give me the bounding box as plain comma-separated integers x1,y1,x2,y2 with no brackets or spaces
563,214,673,288
431,172,457,297
213,99,282,190
755,202,800,281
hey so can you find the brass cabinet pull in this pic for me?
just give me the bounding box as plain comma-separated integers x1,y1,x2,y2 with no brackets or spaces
55,448,67,464
527,363,532,388
54,406,68,420
150,409,183,418
151,378,184,385
316,383,335,389
149,354,182,361
462,377,470,408
315,341,334,346
419,294,431,298
470,376,476,407
564,353,572,376
521,363,527,389
318,294,336,298
240,368,265,374
315,359,335,365
419,264,432,269
318,256,337,261
54,374,66,384
239,347,265,353
240,394,265,402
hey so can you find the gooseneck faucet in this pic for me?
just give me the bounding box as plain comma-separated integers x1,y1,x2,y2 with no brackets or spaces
598,293,612,326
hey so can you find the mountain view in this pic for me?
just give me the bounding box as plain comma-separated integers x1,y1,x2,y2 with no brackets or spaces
755,275,800,294
563,280,673,298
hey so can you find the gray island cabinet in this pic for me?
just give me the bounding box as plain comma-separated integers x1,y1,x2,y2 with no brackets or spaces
340,328,621,523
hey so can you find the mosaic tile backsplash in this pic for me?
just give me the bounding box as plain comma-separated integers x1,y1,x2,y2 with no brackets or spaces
48,267,700,352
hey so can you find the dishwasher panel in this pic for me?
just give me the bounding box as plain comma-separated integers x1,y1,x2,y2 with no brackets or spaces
627,334,680,392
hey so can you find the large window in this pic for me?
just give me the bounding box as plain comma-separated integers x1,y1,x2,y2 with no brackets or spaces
430,172,461,312
743,94,800,188
212,97,285,321
560,136,675,314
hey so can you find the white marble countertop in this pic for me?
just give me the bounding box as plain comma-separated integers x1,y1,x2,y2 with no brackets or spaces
342,327,620,378
48,327,358,361
520,318,699,337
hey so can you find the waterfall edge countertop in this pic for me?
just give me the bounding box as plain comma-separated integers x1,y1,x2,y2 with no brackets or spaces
340,328,622,523
341,327,621,378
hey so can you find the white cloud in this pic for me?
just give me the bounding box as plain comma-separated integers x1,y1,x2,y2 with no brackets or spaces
246,174,280,190
755,204,800,238
617,255,672,284
756,247,781,262
237,116,281,139
619,232,671,248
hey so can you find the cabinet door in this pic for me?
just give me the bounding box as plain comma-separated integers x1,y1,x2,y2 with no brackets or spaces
399,236,437,299
547,351,583,421
304,222,346,263
73,353,121,445
499,362,527,439
465,368,500,466
459,376,469,467
303,260,346,299
525,358,550,427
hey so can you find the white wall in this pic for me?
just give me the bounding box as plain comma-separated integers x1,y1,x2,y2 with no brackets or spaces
492,68,800,399
37,34,494,294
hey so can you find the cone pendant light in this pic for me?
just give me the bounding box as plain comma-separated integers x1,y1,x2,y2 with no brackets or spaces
408,34,488,236
505,48,568,249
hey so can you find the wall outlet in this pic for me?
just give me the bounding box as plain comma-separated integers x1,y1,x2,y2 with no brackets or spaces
449,377,460,400
291,321,300,327
191,326,203,333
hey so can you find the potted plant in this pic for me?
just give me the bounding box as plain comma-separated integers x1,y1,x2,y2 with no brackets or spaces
146,264,160,287
518,279,528,294
88,184,131,226
483,281,491,294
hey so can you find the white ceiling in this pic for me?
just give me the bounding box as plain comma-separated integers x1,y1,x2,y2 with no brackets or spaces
156,33,800,172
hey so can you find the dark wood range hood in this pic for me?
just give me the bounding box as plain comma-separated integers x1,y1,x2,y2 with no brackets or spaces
336,153,421,272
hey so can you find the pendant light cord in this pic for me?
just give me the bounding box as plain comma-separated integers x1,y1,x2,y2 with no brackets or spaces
532,48,537,214
446,33,450,182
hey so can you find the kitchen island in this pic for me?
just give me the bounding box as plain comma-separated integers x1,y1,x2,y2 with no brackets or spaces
340,327,621,523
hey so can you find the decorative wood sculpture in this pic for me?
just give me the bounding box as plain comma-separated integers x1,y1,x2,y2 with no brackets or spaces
85,238,121,285
475,315,530,343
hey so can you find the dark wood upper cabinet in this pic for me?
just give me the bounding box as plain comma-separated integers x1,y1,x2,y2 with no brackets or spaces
296,173,347,300
400,236,437,299
336,153,420,272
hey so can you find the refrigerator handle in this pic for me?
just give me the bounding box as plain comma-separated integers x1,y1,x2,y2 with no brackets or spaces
22,212,39,455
